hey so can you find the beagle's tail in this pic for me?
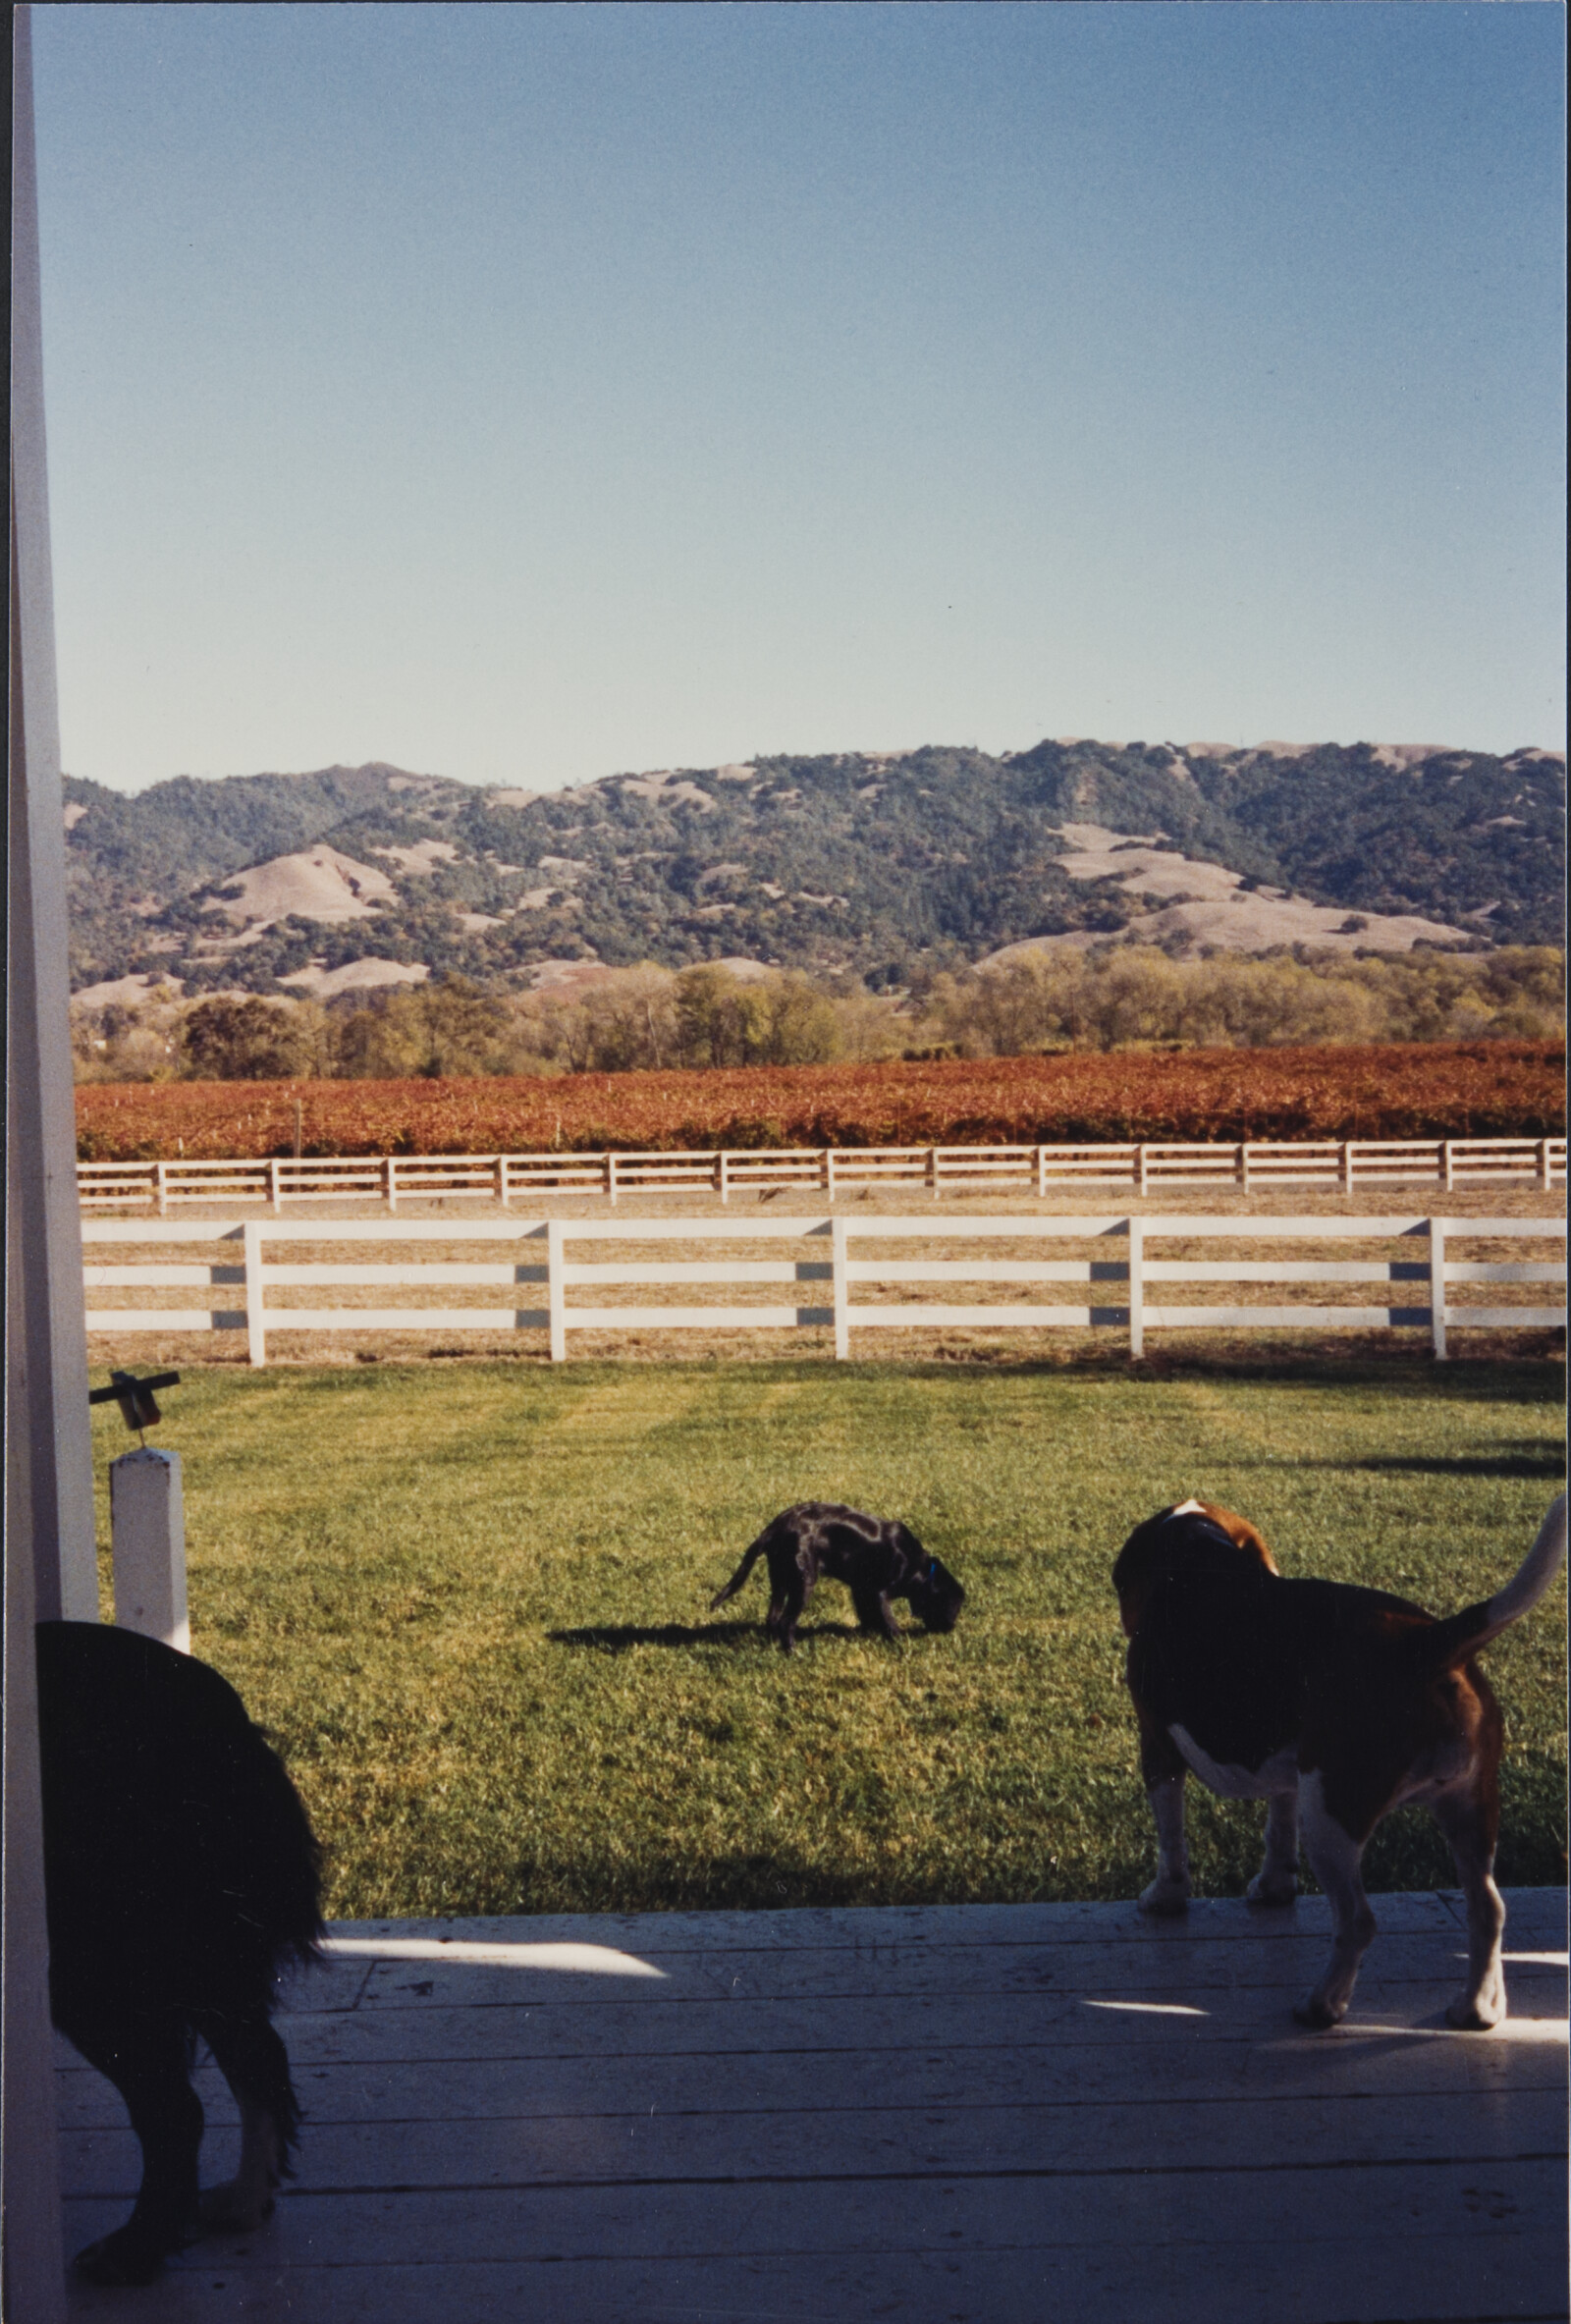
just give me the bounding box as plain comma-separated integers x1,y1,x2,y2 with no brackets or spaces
709,1529,773,1611
1420,1493,1567,1671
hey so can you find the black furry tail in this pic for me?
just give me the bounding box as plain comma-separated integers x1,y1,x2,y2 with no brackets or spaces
710,1529,774,1610
246,1722,326,1974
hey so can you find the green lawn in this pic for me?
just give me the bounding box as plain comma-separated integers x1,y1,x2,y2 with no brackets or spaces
90,1359,1567,1919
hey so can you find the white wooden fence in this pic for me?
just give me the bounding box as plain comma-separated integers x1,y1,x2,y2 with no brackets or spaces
81,1214,1566,1366
76,1135,1567,1213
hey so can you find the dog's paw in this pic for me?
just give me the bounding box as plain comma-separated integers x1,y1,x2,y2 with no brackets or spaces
1246,1870,1299,1908
72,2226,176,2286
197,2182,277,2232
1444,1988,1506,2031
1291,1991,1344,2030
1138,1878,1191,1918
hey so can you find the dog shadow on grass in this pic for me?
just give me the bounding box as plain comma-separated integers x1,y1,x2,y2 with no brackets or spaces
548,1620,870,1653
1303,1449,1566,1481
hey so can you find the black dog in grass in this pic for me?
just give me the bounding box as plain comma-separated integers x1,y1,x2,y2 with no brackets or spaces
710,1501,966,1650
36,1621,323,2286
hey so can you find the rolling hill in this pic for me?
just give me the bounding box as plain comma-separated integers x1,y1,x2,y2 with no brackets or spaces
64,736,1565,1002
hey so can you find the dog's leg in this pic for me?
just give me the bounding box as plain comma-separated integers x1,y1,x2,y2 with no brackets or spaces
198,2091,281,2230
1139,1775,1193,1916
1247,1787,1301,1907
192,2008,298,2228
1294,1772,1377,2027
1431,1785,1507,2030
851,1581,900,1642
1132,1706,1191,1915
60,2012,203,2284
771,1570,808,1651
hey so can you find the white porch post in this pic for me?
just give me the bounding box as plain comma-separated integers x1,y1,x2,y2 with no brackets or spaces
8,14,96,1624
5,7,79,2311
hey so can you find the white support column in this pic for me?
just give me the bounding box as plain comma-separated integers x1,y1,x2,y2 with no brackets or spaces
1127,1217,1145,1358
1430,1217,1448,1363
6,11,77,2309
832,1216,850,1360
110,1448,190,1652
244,1220,268,1367
547,1220,568,1361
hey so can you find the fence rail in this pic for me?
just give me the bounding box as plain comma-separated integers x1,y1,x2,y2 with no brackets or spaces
76,1135,1568,1215
80,1214,1566,1366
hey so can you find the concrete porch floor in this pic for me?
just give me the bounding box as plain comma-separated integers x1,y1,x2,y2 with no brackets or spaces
59,1887,1567,2323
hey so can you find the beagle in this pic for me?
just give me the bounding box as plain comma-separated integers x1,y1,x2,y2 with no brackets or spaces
1112,1493,1567,2029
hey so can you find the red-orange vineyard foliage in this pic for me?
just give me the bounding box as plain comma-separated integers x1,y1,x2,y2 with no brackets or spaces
75,1043,1566,1162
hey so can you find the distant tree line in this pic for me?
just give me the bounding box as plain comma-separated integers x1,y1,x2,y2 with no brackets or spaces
71,945,1564,1086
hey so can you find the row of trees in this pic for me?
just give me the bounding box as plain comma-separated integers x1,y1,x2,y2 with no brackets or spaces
918,944,1565,1055
71,945,1564,1085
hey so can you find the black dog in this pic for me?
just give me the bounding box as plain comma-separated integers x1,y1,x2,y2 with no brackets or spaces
37,1621,323,2286
710,1501,965,1650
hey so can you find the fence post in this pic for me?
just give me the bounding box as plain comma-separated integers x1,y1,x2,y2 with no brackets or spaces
546,1219,567,1360
1127,1216,1144,1359
269,1157,282,1216
386,1156,399,1215
716,1151,730,1205
1036,1145,1047,1199
1442,1141,1456,1193
496,1156,509,1209
1239,1143,1252,1194
110,1448,189,1652
1430,1217,1447,1362
1341,1142,1353,1194
243,1219,267,1367
155,1159,168,1216
826,1149,838,1203
832,1216,850,1360
1541,1138,1552,1192
607,1154,619,1206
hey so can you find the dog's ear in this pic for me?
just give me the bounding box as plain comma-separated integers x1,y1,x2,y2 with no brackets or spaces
1195,1503,1278,1575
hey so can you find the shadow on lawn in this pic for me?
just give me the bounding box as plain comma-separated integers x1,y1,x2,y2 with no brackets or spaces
1307,1450,1566,1480
548,1619,872,1652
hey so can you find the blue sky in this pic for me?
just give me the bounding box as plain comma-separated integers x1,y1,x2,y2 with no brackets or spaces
30,2,1565,793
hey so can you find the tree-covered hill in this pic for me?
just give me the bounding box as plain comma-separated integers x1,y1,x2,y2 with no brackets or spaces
63,737,1564,997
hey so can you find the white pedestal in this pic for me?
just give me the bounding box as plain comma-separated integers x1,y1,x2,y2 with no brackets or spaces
110,1446,190,1652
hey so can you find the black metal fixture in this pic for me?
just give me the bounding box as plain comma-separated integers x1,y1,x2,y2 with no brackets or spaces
88,1370,181,1443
